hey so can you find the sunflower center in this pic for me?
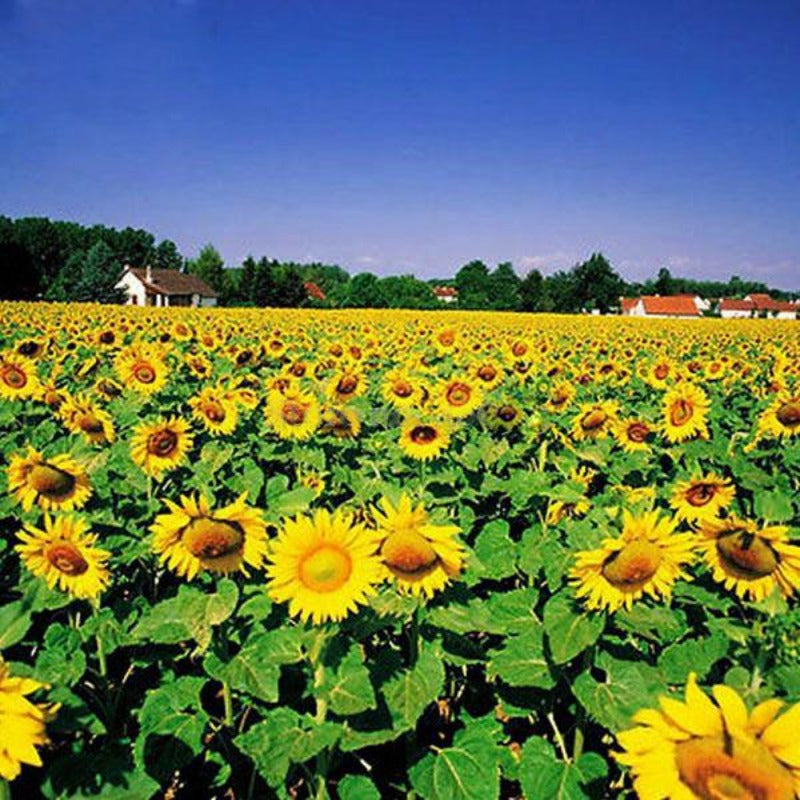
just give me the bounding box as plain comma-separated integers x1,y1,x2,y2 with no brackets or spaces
581,409,608,431
512,342,527,357
99,331,115,344
675,735,794,800
46,542,89,576
478,365,497,381
79,413,104,434
337,375,358,395
686,483,717,507
133,363,156,384
29,464,76,499
438,331,455,346
626,422,650,442
282,401,307,425
776,402,800,428
18,341,40,356
381,529,438,575
654,364,670,380
446,383,471,406
393,380,413,397
670,399,694,426
716,531,778,579
601,540,662,590
147,429,179,457
204,401,226,422
550,389,569,407
497,405,518,422
299,544,352,592
183,518,244,560
410,425,438,444
2,365,27,388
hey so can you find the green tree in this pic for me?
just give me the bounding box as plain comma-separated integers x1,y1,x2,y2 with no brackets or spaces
378,275,439,309
654,267,674,296
153,239,184,271
345,273,385,308
46,241,126,303
572,252,625,313
519,268,546,312
487,262,521,310
454,260,490,308
188,244,226,294
251,258,276,307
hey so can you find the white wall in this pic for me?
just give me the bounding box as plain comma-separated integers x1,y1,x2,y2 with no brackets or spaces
116,271,146,305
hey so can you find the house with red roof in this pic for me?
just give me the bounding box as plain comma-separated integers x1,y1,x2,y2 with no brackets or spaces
432,285,458,304
720,294,796,319
116,265,218,307
620,295,701,319
303,281,326,302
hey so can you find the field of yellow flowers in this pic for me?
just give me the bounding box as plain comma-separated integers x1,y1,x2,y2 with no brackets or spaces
1,301,800,800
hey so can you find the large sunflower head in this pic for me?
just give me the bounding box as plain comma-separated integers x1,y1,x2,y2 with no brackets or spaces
662,383,710,444
670,472,735,523
0,351,40,400
326,364,367,405
114,344,169,395
436,377,483,419
58,394,116,445
372,494,464,598
381,368,421,410
16,514,111,600
697,516,800,602
756,391,800,442
320,405,361,440
399,417,452,461
151,493,267,580
613,418,654,453
0,659,55,781
265,388,320,441
570,510,696,612
189,386,239,436
571,401,619,442
7,447,92,512
265,508,383,624
130,416,194,478
615,672,800,800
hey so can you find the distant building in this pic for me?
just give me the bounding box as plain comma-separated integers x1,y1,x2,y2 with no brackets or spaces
620,295,701,319
117,265,218,307
432,285,458,304
304,281,326,302
719,294,796,319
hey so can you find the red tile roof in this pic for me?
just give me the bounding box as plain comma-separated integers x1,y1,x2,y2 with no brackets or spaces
304,281,326,301
720,299,753,311
641,295,699,316
433,286,458,297
129,267,218,297
620,297,639,312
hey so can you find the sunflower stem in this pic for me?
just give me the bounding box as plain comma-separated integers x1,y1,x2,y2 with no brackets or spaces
222,680,234,728
92,601,107,678
0,779,11,800
407,605,420,665
308,629,330,799
547,711,570,763
538,438,548,471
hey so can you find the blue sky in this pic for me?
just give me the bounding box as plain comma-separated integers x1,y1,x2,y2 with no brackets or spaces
1,0,799,287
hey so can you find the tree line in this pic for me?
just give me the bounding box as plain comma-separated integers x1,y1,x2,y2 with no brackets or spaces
0,216,793,311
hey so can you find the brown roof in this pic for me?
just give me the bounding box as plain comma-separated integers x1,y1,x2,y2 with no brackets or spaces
433,286,458,297
720,299,753,311
742,294,796,313
641,296,699,316
129,267,218,297
620,297,639,312
304,281,326,301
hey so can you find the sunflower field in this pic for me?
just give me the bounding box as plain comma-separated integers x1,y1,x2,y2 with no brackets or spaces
1,302,800,800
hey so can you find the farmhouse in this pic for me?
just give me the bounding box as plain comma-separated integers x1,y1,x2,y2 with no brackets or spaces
116,265,218,307
432,285,458,304
719,294,797,320
620,295,700,319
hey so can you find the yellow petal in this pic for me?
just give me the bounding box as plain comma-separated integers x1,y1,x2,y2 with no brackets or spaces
712,684,748,733
763,702,800,750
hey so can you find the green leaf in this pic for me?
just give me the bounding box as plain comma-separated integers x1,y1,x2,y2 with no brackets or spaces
265,474,316,520
488,627,554,689
132,579,238,651
0,600,33,649
383,643,445,730
543,592,605,665
337,774,381,800
658,633,730,683
518,737,607,800
754,488,794,522
615,605,687,642
35,625,87,685
486,587,539,634
134,676,209,784
319,643,377,716
473,519,517,579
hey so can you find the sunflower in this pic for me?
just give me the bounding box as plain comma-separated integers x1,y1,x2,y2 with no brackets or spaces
662,383,710,444
546,467,593,525
265,508,383,624
381,368,421,410
16,515,111,600
320,405,361,439
184,352,213,379
484,401,523,432
615,672,800,800
642,357,678,390
571,401,619,442
545,380,575,413
0,351,40,400
189,386,239,436
696,516,800,602
130,416,194,478
93,377,124,401
570,510,695,612
614,418,654,453
670,473,735,523
372,494,464,598
0,660,56,781
399,418,452,461
59,394,116,445
326,363,367,405
470,359,505,391
297,470,326,496
265,388,320,441
114,344,169,395
756,391,800,441
7,447,92,512
436,377,483,418
151,493,267,580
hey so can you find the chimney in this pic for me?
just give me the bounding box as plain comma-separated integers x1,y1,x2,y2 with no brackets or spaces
146,265,153,283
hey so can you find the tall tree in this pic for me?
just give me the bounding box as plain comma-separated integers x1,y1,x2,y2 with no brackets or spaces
487,262,521,310
572,252,625,313
654,267,674,296
251,258,276,307
46,241,126,303
454,260,490,308
519,268,546,312
188,244,226,293
152,239,183,271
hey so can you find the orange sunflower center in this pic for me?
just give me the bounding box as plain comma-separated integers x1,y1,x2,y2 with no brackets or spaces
446,383,472,407
716,531,778,579
132,362,156,384
2,364,27,388
29,464,76,499
497,405,518,422
686,482,717,507
203,401,226,422
601,540,662,590
581,408,608,431
675,734,794,800
147,429,179,457
626,422,650,442
282,401,307,425
670,398,694,426
654,364,670,380
381,529,438,575
438,331,455,346
478,365,497,382
550,389,569,407
78,413,104,434
512,342,527,357
183,518,244,560
46,541,89,576
393,380,413,398
336,375,358,395
776,401,800,428
99,331,115,345
410,425,438,444
299,544,352,592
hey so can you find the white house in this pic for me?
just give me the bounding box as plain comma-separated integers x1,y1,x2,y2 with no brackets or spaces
720,295,797,320
116,266,218,307
432,286,458,304
620,295,700,319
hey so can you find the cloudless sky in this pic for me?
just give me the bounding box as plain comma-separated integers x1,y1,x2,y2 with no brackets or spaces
1,0,799,287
